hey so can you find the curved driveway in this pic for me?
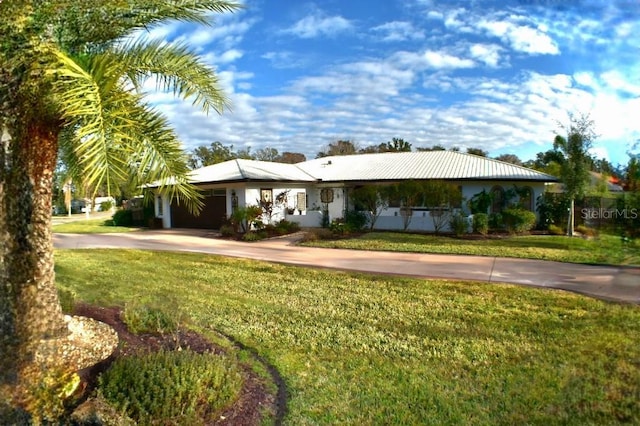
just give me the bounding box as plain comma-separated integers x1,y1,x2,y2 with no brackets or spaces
53,229,640,304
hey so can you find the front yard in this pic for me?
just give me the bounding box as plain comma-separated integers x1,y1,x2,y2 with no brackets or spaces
301,232,640,266
56,249,640,425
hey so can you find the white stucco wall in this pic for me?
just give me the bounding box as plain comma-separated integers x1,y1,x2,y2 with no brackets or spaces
158,180,547,231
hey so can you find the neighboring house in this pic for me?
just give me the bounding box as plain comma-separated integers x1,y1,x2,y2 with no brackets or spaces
150,151,558,232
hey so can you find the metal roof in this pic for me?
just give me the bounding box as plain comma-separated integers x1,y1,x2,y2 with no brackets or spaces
150,151,558,187
297,151,559,182
188,159,317,183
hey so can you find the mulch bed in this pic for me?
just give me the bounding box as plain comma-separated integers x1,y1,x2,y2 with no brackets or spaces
73,303,276,425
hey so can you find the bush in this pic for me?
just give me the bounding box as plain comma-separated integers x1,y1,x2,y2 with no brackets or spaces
219,224,235,238
575,224,598,238
122,304,180,335
472,213,489,235
100,200,114,211
548,224,565,235
112,209,133,227
344,210,367,231
301,229,334,242
488,212,503,232
449,213,468,236
242,231,263,242
275,219,300,234
536,192,570,230
98,350,243,426
230,205,263,233
502,207,537,234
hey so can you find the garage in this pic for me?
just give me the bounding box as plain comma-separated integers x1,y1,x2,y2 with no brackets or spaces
170,189,227,229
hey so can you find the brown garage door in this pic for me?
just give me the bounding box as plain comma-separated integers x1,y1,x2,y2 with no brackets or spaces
171,190,227,229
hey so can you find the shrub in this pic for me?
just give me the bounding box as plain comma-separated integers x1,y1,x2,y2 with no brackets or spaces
98,350,243,426
536,192,570,230
488,212,503,232
230,205,263,233
468,190,492,214
100,200,114,211
449,213,468,236
472,213,489,236
301,229,334,242
242,231,263,242
275,219,300,234
329,218,347,235
575,224,598,238
344,210,367,231
112,209,133,227
548,224,565,235
502,207,537,234
219,224,235,238
122,304,180,335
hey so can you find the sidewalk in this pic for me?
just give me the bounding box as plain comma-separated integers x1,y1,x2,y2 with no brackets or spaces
53,229,640,304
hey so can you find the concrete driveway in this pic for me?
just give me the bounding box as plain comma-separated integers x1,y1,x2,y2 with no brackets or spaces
53,229,640,304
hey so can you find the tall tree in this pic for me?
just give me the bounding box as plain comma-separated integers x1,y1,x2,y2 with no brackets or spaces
553,113,597,236
0,0,239,420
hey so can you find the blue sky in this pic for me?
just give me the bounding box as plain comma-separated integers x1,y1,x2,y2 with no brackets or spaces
144,0,639,166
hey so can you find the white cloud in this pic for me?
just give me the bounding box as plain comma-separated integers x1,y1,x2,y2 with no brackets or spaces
478,18,559,55
284,11,353,39
423,50,475,69
469,44,502,67
372,21,425,42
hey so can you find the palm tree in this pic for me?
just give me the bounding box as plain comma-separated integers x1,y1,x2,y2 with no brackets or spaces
0,0,240,420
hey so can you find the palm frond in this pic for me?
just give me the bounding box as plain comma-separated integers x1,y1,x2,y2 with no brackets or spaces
115,39,229,114
51,0,242,52
52,49,136,193
121,102,204,214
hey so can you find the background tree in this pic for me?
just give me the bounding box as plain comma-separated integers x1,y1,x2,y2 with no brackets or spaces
383,137,412,152
553,113,597,236
316,140,359,158
276,151,306,163
188,141,237,168
524,149,564,177
0,0,239,420
236,146,254,160
254,147,279,161
466,147,489,157
494,153,523,165
416,144,447,151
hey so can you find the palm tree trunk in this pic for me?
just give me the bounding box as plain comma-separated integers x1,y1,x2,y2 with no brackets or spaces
0,119,68,407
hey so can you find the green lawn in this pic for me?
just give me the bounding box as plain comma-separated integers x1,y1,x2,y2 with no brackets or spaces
55,249,640,425
53,219,139,233
302,232,640,266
